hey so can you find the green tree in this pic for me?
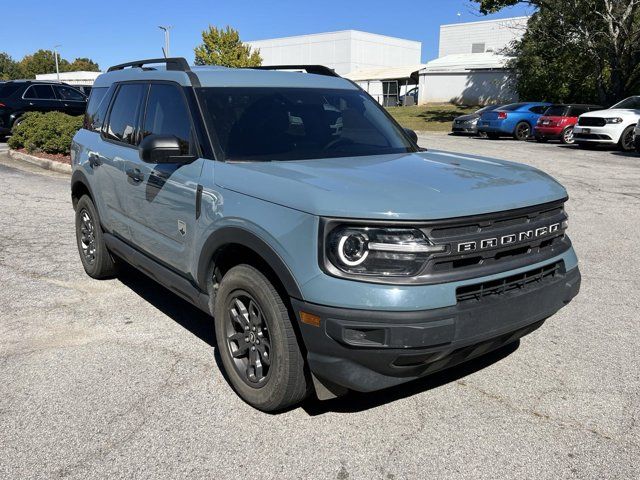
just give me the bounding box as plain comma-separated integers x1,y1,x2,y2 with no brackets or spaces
473,0,640,104
19,49,70,79
65,57,100,72
0,52,22,80
194,26,262,67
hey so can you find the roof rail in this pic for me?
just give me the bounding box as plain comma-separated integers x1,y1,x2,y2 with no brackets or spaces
244,65,341,78
107,57,190,73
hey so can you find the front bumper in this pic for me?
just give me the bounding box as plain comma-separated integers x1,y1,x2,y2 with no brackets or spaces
294,263,581,393
573,125,620,144
452,123,478,134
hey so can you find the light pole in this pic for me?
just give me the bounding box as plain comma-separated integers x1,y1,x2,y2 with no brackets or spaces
158,26,172,58
53,45,61,81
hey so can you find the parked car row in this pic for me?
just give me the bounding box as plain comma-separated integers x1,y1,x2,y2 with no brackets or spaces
0,80,88,140
452,97,640,152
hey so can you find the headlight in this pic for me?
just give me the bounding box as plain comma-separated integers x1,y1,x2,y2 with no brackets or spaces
325,226,445,277
605,117,623,124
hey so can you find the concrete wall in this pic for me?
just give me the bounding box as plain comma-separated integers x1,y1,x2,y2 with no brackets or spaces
439,17,528,57
247,30,421,75
419,71,517,105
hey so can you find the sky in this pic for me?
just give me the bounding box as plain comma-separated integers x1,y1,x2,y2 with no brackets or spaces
0,0,532,70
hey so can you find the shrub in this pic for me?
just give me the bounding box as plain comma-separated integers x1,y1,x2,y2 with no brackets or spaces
8,111,82,155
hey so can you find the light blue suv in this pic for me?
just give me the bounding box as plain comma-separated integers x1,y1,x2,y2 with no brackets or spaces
71,58,581,411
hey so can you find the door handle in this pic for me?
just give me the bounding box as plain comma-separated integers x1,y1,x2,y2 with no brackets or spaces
88,153,102,168
126,167,144,183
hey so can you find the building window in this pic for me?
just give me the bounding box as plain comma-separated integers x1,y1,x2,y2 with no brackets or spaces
382,81,399,107
472,43,486,54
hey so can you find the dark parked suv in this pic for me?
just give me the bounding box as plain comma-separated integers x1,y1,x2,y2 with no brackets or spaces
0,80,87,139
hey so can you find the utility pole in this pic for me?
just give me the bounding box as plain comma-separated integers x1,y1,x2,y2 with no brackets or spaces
53,45,61,81
158,26,172,58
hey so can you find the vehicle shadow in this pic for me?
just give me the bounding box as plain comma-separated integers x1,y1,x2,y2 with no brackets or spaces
116,264,521,415
301,340,520,416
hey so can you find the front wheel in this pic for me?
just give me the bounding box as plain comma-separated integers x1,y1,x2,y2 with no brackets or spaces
618,125,635,152
514,122,531,141
214,265,309,411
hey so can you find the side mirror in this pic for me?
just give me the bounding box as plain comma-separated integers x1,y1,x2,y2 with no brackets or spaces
404,128,418,144
139,134,194,164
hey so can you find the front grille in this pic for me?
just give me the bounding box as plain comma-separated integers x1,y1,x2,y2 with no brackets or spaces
578,117,606,127
417,199,570,283
456,261,563,303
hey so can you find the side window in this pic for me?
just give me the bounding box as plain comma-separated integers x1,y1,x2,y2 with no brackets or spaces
142,83,193,154
55,85,86,101
83,86,113,132
23,84,56,100
104,83,145,145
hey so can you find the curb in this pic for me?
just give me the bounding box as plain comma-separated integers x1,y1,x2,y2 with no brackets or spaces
8,149,72,175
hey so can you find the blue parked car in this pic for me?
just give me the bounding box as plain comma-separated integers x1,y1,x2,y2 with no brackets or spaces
478,102,552,141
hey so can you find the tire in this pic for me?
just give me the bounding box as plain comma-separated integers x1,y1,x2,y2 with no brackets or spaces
560,127,575,145
214,264,309,412
487,132,500,140
513,122,531,141
535,135,548,143
75,195,119,279
618,125,635,152
11,117,24,133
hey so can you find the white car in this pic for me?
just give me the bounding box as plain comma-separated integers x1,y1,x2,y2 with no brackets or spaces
573,96,640,151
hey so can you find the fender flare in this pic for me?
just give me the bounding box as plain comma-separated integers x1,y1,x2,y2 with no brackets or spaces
70,169,96,207
197,226,304,300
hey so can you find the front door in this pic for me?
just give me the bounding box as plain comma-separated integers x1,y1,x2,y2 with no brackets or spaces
123,82,204,275
21,84,60,114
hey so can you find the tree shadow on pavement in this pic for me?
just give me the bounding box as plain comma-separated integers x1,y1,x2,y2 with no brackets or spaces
301,341,520,416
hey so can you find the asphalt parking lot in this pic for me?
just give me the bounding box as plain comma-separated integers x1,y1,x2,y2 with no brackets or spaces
0,135,638,479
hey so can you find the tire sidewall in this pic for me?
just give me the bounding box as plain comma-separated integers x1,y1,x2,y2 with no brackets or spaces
214,265,300,410
75,196,107,277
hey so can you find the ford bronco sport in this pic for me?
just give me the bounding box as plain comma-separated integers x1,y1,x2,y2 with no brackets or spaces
71,58,581,411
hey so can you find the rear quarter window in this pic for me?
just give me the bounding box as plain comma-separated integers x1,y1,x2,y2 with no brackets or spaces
83,86,113,132
0,83,22,98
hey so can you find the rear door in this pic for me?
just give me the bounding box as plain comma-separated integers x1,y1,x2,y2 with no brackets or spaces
124,82,204,274
21,84,59,114
53,85,87,116
97,82,147,241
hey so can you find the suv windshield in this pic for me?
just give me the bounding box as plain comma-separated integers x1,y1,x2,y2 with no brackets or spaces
197,87,416,161
611,96,640,110
544,105,569,116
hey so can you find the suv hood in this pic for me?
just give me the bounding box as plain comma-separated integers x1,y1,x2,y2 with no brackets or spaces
215,150,567,220
581,108,640,118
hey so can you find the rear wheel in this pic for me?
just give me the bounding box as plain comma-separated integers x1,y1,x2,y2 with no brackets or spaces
618,126,635,152
75,195,119,279
11,117,25,133
560,127,575,145
214,264,309,412
514,122,531,141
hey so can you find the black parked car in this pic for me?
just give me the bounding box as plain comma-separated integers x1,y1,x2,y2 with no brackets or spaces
451,104,502,135
0,80,87,139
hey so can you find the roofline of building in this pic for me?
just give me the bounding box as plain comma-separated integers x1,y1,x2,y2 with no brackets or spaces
439,15,530,29
247,29,421,46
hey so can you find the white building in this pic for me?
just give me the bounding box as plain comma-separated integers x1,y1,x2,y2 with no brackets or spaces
419,16,529,105
344,65,425,106
35,71,101,86
246,30,421,76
